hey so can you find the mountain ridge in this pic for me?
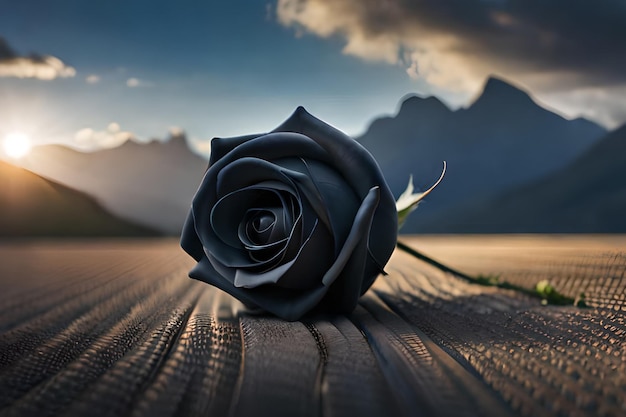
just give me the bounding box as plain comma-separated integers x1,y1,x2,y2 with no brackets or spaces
18,133,209,234
357,76,607,232
0,160,158,237
416,124,626,232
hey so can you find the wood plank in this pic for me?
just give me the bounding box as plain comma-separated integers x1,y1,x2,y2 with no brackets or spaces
0,236,624,416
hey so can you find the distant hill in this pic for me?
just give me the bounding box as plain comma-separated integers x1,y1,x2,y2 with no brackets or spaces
418,124,626,233
0,160,158,237
357,76,607,232
19,133,208,235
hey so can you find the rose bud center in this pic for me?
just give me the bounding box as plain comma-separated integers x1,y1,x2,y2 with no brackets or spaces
247,210,276,245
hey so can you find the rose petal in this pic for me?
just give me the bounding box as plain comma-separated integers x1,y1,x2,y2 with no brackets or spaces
233,219,333,290
211,186,297,246
211,132,330,177
320,186,380,287
318,186,381,313
237,183,299,237
192,133,330,260
211,188,280,247
278,162,334,242
238,208,291,266
273,107,398,286
189,256,331,321
209,133,261,165
240,209,280,246
215,156,330,238
216,157,296,197
234,260,294,288
272,109,381,198
278,157,361,253
180,211,204,261
209,182,308,269
207,209,304,273
205,250,236,282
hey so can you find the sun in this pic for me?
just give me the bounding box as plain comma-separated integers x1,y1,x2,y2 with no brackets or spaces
2,132,32,159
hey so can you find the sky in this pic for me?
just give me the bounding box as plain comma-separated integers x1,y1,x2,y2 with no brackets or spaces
0,0,625,155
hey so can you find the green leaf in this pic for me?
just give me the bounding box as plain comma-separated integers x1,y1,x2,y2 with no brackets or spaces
534,279,586,306
396,161,446,231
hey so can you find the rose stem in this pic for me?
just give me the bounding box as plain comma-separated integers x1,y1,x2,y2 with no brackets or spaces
395,240,582,306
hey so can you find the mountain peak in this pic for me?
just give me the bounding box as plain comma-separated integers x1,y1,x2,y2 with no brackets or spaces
397,94,451,119
400,94,448,109
483,76,527,95
471,76,534,109
166,130,188,145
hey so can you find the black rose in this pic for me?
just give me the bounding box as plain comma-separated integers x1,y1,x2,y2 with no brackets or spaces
181,107,397,320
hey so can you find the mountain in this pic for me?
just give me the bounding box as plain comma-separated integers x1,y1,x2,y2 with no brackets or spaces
18,134,208,235
13,77,609,235
357,76,607,232
0,160,158,237
419,124,626,233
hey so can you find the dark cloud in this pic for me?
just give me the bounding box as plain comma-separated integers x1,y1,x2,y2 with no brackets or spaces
277,0,626,88
276,0,626,126
0,38,75,80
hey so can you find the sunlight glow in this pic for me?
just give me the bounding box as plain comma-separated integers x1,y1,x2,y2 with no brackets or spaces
2,132,32,159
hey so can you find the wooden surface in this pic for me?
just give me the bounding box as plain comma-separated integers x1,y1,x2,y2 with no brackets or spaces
1,236,625,417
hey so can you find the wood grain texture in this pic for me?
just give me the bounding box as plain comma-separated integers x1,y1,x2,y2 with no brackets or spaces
0,236,625,417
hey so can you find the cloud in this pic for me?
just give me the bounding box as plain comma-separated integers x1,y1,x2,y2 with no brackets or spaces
168,126,184,138
538,85,626,129
275,0,626,94
74,122,134,150
0,38,75,80
85,74,100,84
126,77,153,88
126,78,140,87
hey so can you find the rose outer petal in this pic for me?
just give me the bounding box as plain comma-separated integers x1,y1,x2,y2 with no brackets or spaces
181,212,204,262
189,257,330,321
273,107,398,289
320,186,380,287
209,133,261,165
283,158,361,254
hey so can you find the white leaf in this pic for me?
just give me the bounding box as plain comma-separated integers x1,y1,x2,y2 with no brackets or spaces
396,161,446,231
